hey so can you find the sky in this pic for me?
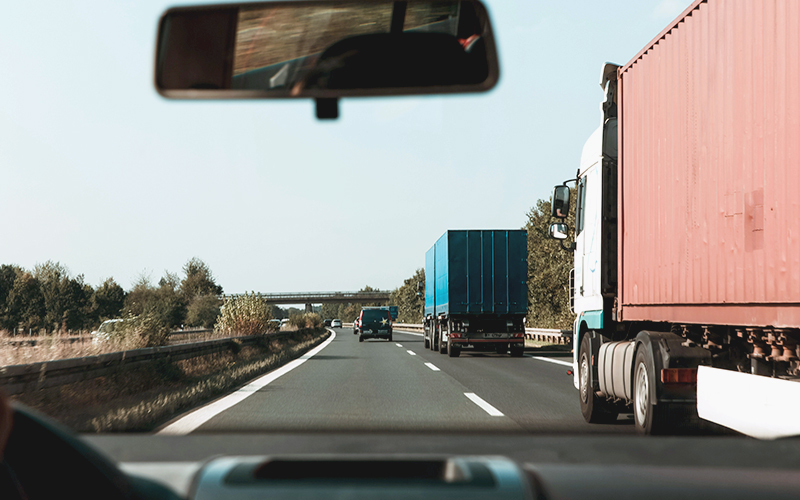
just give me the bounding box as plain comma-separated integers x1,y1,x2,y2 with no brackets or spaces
0,0,688,294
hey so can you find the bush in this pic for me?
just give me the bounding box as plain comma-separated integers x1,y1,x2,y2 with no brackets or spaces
288,312,323,330
215,293,273,336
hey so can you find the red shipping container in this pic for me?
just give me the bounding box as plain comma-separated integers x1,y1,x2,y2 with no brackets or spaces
617,0,800,327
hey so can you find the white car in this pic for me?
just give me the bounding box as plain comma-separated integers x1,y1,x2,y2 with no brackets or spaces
331,319,342,328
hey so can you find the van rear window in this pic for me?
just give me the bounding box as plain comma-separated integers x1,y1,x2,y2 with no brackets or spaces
362,309,390,322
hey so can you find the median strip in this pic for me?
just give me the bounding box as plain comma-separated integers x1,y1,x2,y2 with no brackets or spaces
464,392,504,417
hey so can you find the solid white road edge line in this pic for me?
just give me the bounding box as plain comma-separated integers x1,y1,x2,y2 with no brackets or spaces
464,392,504,417
407,350,417,356
424,362,440,372
158,331,337,435
530,356,573,367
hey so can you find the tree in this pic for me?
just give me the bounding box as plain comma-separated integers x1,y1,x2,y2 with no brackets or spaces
3,273,46,334
523,189,576,329
0,264,23,309
180,257,223,304
390,268,425,323
186,294,222,328
91,278,126,322
124,270,186,329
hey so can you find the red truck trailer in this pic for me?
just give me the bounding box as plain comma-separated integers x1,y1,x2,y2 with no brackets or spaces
549,0,800,436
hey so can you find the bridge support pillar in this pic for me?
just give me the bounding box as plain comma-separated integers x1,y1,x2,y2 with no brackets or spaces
305,303,313,313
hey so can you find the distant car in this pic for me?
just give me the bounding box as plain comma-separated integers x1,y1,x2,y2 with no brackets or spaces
268,319,281,330
324,319,332,327
356,308,392,342
331,319,342,328
279,318,290,328
91,318,133,342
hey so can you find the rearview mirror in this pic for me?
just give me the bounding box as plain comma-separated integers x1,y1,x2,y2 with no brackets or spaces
548,223,568,240
155,0,499,114
551,185,571,218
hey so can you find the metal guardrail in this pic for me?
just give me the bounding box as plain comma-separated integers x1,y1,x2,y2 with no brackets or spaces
354,323,573,345
224,291,390,304
0,330,308,396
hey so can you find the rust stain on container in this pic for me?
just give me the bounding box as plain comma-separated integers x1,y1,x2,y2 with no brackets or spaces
618,0,800,327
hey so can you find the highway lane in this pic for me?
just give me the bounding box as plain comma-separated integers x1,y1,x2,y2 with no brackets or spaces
172,328,635,434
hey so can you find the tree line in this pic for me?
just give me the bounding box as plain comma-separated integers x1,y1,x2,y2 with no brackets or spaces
0,257,224,335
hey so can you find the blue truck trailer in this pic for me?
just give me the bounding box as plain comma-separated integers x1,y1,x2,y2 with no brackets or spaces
423,230,528,357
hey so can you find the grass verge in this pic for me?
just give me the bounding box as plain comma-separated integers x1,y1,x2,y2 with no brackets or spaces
11,328,329,432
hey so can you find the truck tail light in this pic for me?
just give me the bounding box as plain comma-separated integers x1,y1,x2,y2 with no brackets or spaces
660,368,697,384
450,332,462,338
513,333,524,338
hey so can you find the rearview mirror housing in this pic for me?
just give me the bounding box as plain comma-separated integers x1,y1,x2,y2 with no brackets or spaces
155,0,499,102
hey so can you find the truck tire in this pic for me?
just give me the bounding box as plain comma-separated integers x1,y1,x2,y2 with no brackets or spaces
431,325,439,351
496,344,508,355
633,347,670,435
447,339,460,357
578,335,618,424
424,336,430,349
510,344,524,357
359,335,364,342
388,334,392,342
439,329,448,354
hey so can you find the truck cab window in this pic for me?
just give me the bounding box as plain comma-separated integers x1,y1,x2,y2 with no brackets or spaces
576,177,586,235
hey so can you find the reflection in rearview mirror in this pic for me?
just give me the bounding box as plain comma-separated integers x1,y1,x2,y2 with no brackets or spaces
551,186,570,219
549,223,568,241
156,0,498,99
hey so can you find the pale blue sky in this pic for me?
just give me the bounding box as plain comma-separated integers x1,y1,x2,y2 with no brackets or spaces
0,0,687,294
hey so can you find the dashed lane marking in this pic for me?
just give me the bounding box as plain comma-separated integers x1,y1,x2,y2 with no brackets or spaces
530,356,573,367
464,392,504,417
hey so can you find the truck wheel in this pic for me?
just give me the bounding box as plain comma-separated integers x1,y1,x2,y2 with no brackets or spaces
439,331,448,354
633,348,670,435
424,335,430,349
359,336,364,343
496,344,508,355
388,334,392,342
510,344,524,357
447,339,461,357
578,335,618,424
431,325,439,351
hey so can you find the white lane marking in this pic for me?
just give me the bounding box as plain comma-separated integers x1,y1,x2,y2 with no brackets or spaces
424,362,440,372
395,330,424,337
395,343,403,347
407,350,416,356
464,392,504,417
158,331,337,435
531,356,573,367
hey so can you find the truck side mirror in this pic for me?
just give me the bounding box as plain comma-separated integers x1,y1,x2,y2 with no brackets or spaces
549,223,576,251
549,223,569,240
551,185,571,218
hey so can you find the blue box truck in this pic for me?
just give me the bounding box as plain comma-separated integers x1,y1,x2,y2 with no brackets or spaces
423,230,528,357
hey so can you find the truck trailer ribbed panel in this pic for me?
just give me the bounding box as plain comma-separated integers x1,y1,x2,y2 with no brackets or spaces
618,0,800,327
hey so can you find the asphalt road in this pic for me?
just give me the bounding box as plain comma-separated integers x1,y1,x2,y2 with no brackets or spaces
168,328,635,434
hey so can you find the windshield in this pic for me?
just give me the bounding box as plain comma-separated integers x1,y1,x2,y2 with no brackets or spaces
1,0,794,442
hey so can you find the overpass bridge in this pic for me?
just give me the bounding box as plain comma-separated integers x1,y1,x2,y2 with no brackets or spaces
224,291,391,312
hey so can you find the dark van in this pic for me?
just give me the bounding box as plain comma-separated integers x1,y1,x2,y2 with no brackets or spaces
357,308,392,342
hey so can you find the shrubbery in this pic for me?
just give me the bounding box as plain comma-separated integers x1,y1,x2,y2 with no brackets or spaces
215,293,273,336
288,312,323,330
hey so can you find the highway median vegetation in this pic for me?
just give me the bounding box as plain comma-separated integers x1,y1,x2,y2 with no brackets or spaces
12,327,330,432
